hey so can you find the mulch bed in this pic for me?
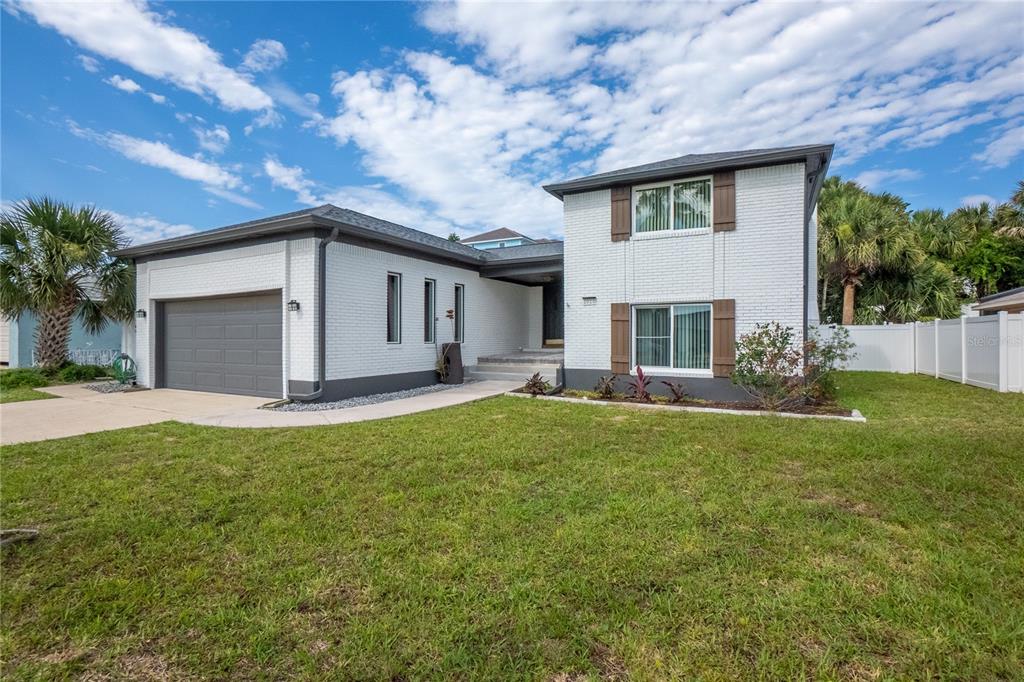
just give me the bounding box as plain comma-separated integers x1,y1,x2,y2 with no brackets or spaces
510,388,853,417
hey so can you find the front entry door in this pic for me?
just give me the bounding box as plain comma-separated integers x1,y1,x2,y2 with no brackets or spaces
542,280,563,346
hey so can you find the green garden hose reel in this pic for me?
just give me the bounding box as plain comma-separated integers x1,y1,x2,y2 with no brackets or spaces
112,354,137,385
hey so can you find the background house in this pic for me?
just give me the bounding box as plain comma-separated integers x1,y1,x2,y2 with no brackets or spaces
2,312,125,368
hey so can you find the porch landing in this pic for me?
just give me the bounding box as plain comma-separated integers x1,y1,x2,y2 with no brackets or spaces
468,349,564,385
477,349,564,364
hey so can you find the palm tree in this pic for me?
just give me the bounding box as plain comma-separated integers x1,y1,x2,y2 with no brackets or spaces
1,197,134,369
995,180,1024,238
818,178,921,324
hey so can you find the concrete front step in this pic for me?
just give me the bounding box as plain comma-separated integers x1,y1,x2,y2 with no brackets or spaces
466,363,562,384
476,351,565,365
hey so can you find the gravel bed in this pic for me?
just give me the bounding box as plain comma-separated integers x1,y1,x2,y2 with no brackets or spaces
275,380,475,412
84,381,134,394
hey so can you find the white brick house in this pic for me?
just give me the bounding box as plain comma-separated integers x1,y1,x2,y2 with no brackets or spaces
117,207,559,400
116,144,830,402
543,144,832,399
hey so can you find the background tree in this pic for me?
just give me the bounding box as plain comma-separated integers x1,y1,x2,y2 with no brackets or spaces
1,198,134,369
994,180,1024,238
447,232,461,242
818,177,1023,324
818,177,922,324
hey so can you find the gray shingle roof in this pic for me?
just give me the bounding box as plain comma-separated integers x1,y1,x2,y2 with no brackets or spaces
481,241,563,261
315,205,486,261
543,144,834,198
462,227,529,243
113,204,562,267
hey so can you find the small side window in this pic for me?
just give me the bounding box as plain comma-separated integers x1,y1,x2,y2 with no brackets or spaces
454,284,465,343
424,279,435,343
387,273,401,343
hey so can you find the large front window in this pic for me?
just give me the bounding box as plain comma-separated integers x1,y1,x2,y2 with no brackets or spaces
634,304,711,371
634,177,711,233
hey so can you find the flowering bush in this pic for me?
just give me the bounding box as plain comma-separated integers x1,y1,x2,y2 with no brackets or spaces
732,322,855,410
732,322,805,410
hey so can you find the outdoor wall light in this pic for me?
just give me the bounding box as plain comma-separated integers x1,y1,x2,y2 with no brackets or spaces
135,309,147,319
287,300,301,312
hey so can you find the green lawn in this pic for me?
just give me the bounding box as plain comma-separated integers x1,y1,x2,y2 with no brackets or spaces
0,386,56,404
2,373,1022,680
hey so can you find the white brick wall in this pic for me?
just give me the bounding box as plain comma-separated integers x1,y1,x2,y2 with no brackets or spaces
324,242,532,380
564,162,808,371
133,238,317,395
527,286,544,348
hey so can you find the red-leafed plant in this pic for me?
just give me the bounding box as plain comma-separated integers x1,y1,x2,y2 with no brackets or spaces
661,380,687,403
627,366,652,402
594,374,618,399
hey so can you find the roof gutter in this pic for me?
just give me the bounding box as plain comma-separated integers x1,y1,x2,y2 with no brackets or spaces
288,226,340,402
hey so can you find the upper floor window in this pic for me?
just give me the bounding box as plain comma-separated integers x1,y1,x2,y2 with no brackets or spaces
634,176,711,233
387,272,401,343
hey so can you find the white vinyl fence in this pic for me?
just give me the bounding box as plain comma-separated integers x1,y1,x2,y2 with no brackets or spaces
818,312,1024,393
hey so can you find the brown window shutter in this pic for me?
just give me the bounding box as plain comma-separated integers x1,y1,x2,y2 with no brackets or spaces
611,186,631,242
712,299,736,377
713,171,736,232
610,303,631,373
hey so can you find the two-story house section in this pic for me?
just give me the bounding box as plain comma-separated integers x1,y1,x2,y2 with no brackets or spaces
543,144,833,400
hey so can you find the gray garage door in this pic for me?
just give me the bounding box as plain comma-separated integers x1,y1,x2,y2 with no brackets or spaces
162,293,282,398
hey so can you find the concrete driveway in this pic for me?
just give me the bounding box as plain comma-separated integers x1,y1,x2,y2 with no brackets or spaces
1,380,521,445
0,385,269,445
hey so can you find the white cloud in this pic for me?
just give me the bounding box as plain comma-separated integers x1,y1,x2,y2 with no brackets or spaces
17,0,273,111
244,108,284,135
105,73,168,104
399,0,1024,232
323,53,569,232
106,74,142,93
202,186,262,210
263,157,320,205
973,120,1024,168
240,39,287,73
108,211,195,244
852,168,922,191
961,194,999,208
67,120,259,208
263,156,458,237
77,54,100,73
193,124,231,154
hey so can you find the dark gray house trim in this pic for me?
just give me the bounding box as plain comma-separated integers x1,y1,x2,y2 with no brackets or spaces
563,368,749,402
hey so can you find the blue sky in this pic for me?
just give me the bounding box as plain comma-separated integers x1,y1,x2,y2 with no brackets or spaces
2,1,1022,245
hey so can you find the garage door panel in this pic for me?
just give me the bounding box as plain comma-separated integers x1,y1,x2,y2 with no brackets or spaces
225,324,255,339
162,293,282,398
194,349,223,364
224,349,255,365
256,324,282,340
195,325,226,339
224,374,257,391
256,350,282,365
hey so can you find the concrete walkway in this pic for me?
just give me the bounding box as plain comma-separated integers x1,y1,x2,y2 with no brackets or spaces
0,381,519,444
184,380,520,428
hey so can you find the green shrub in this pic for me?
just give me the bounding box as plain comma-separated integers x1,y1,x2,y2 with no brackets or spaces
0,368,50,389
57,363,110,383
